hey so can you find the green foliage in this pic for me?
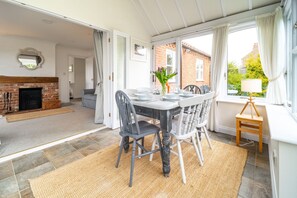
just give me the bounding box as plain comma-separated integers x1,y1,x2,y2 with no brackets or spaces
227,62,243,95
227,54,268,97
153,67,177,85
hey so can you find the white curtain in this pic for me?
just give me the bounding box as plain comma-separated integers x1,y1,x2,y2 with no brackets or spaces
93,30,104,123
256,7,286,104
209,25,229,131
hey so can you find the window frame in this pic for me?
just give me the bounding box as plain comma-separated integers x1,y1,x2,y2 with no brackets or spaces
196,58,204,81
284,0,297,121
221,23,266,102
166,48,177,83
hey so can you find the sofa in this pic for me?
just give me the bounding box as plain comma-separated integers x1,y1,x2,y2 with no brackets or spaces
82,89,96,109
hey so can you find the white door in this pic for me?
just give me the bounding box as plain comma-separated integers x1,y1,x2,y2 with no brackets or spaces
111,31,129,129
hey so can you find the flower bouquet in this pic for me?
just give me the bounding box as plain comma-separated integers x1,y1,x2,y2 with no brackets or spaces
152,67,177,95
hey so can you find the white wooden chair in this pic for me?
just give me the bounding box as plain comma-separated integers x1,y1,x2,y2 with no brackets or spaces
150,95,205,184
196,91,215,161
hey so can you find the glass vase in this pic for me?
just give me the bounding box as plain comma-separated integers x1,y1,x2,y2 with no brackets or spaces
161,83,167,96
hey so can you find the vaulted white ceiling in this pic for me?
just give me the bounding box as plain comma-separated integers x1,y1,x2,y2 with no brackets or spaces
131,0,281,36
0,0,281,49
0,1,94,50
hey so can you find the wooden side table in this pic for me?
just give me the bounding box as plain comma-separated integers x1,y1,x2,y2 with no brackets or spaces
236,114,263,153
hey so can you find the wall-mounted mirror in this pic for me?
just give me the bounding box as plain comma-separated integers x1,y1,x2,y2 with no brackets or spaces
17,48,44,70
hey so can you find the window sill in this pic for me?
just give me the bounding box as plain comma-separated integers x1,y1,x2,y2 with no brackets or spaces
266,104,297,145
216,96,266,106
196,79,204,82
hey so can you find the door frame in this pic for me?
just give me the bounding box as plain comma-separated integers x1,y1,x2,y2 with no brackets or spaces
110,30,130,129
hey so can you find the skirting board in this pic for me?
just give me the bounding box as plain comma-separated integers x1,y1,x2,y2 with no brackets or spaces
217,125,269,144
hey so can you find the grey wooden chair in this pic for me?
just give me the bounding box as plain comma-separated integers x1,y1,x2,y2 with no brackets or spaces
115,90,163,187
150,95,205,184
199,85,210,94
183,85,202,94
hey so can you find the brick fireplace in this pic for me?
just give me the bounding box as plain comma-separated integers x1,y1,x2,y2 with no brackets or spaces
0,76,61,114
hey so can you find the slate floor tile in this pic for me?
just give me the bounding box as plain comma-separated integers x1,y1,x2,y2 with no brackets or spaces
43,143,76,160
12,151,48,174
0,176,19,197
68,137,97,150
78,143,102,156
50,151,84,168
238,176,254,198
254,166,271,187
16,162,54,191
252,182,272,198
20,188,34,198
0,161,14,180
243,163,255,180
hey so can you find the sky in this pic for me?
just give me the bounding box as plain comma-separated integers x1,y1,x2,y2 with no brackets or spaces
183,28,258,67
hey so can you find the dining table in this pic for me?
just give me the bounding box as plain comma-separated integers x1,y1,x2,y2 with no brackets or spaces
123,89,191,177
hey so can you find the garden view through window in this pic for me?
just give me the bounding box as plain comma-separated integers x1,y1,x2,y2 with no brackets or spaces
227,27,268,97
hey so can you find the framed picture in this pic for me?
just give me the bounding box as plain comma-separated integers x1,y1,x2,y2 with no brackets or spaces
131,38,148,62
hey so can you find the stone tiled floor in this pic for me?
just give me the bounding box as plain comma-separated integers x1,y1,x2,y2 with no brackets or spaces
0,129,271,198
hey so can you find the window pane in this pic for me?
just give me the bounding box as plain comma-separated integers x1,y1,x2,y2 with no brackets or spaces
154,43,177,84
181,34,212,88
227,28,267,97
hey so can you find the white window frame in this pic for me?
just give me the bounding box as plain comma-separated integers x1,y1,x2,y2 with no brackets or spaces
221,22,266,103
196,58,204,81
284,0,297,120
166,49,176,83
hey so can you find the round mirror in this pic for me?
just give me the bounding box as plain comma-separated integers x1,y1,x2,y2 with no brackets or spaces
17,48,44,70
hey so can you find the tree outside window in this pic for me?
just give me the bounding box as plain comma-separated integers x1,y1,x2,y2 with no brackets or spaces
227,28,268,97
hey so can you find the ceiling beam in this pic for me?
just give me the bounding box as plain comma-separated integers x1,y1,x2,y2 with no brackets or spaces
152,2,279,42
220,0,227,17
131,0,160,35
174,0,188,27
248,0,253,10
155,0,172,31
195,0,205,23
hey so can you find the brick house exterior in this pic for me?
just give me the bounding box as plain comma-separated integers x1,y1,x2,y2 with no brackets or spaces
155,43,211,89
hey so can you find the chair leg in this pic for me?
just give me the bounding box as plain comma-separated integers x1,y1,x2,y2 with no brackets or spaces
177,140,186,184
203,126,212,149
129,139,137,187
196,132,204,162
115,137,124,168
191,135,203,166
149,134,157,161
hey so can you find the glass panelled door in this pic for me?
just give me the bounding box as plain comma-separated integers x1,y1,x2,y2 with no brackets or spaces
112,31,128,128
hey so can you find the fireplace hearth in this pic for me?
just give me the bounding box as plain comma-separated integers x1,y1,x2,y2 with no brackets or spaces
19,88,42,111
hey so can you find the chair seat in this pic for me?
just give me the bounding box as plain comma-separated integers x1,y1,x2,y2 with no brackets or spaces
120,121,160,139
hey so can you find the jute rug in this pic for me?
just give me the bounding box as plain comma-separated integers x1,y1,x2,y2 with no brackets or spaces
30,139,247,198
6,107,74,122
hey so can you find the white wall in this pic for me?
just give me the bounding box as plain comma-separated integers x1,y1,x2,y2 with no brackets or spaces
85,57,94,89
0,36,56,76
127,52,151,89
73,58,85,98
55,45,93,103
216,100,269,143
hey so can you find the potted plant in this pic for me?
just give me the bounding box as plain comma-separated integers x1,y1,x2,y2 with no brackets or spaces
152,67,177,96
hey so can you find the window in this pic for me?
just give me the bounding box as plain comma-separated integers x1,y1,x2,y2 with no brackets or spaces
181,34,212,88
166,49,176,82
285,0,297,116
227,27,267,97
196,59,204,81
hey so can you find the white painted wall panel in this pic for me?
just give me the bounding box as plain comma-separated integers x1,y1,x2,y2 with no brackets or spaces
0,36,56,77
55,45,93,103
